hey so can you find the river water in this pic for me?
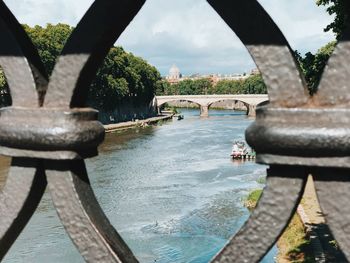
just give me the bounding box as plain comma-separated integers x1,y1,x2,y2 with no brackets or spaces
3,108,277,262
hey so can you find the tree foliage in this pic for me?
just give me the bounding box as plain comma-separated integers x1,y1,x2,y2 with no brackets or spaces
295,0,347,94
23,24,72,75
0,67,11,106
88,46,160,111
295,41,336,94
316,0,349,39
157,74,267,95
0,24,160,111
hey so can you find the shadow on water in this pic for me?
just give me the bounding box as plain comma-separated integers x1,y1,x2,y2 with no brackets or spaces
100,126,156,154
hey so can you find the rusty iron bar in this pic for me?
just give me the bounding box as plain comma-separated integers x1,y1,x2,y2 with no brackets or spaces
0,0,145,261
0,0,349,262
208,0,350,262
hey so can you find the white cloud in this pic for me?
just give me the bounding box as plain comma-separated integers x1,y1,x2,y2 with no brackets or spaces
4,0,93,25
4,0,336,75
258,0,335,53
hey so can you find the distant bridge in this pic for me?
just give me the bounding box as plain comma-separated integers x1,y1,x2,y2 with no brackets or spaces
155,94,269,117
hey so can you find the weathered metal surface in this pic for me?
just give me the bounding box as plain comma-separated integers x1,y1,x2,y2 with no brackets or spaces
246,107,350,167
0,0,144,262
46,160,138,262
207,0,309,108
315,36,350,106
0,0,349,262
0,16,38,107
0,107,104,159
44,0,146,108
313,170,350,261
208,0,350,262
0,1,48,106
315,17,350,107
0,158,46,260
212,166,308,263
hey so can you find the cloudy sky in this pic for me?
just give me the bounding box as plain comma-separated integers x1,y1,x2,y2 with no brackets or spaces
4,0,335,76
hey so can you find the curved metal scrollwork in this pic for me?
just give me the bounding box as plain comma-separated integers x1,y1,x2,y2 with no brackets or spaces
208,0,350,262
0,0,349,262
0,0,145,261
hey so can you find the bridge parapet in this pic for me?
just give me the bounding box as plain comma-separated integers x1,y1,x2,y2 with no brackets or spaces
156,94,268,116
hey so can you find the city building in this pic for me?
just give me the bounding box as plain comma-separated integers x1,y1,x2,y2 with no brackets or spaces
165,65,259,85
166,64,182,84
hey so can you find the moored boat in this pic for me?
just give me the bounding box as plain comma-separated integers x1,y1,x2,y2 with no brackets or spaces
177,115,184,120
230,141,255,160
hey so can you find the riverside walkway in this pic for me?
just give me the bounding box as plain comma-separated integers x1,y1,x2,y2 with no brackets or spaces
104,114,174,133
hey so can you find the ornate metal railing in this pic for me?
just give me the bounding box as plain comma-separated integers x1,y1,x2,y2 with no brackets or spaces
0,0,349,262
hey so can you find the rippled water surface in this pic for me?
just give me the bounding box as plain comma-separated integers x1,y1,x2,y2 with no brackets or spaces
3,109,277,262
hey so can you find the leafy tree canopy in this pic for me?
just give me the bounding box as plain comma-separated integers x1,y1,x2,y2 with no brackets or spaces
295,41,336,94
157,74,267,96
294,0,348,94
316,0,349,39
0,24,161,111
0,67,11,106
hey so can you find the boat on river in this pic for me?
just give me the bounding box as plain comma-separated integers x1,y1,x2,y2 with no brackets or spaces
231,141,255,160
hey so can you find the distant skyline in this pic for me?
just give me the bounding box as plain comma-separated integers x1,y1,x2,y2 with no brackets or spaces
5,0,336,76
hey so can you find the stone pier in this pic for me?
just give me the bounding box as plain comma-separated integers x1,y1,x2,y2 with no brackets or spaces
200,105,209,117
247,104,256,117
156,95,268,117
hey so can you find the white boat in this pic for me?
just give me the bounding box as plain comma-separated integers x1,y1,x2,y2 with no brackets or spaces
231,141,249,158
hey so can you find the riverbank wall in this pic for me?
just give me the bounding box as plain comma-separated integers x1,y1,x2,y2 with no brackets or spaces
97,99,158,125
104,114,174,133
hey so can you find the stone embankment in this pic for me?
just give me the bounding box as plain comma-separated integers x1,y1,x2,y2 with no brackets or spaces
104,114,174,133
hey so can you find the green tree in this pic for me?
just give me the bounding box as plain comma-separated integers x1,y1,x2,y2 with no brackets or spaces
155,80,170,95
295,41,336,94
160,74,266,95
0,24,161,112
23,23,73,75
194,78,212,95
243,75,267,94
294,0,347,94
213,79,243,94
168,79,213,95
0,67,11,106
87,46,161,111
316,0,349,39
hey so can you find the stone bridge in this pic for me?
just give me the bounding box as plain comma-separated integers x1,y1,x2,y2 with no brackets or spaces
156,94,269,117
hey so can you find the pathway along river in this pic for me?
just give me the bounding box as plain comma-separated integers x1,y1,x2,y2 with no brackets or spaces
3,109,277,262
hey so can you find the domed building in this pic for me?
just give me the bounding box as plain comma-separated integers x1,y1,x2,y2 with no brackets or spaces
166,64,182,84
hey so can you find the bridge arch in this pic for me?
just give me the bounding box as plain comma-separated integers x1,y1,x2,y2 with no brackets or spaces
157,99,201,108
208,99,250,115
157,99,202,115
156,95,269,117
